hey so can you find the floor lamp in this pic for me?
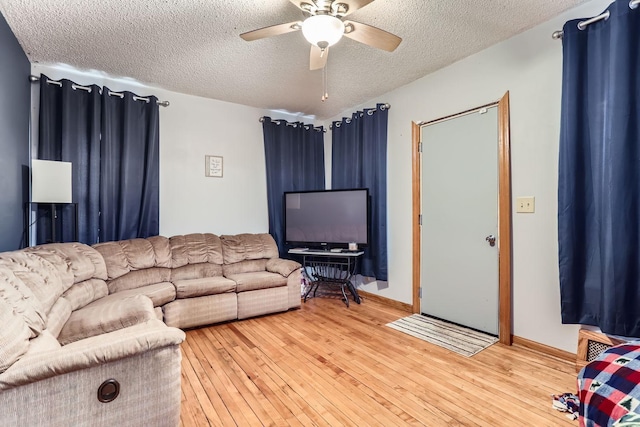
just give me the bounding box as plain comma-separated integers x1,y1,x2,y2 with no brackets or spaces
29,159,75,244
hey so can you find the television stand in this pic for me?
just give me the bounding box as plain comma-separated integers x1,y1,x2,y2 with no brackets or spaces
288,249,364,307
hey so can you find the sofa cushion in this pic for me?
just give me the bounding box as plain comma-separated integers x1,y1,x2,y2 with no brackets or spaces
225,271,287,293
46,297,72,338
26,243,107,282
0,251,66,315
95,282,176,307
122,237,173,270
0,297,31,373
22,247,74,289
107,267,171,294
169,233,224,268
266,258,301,277
0,270,46,337
222,259,267,276
121,239,158,270
68,243,109,281
57,294,155,345
170,263,223,281
62,278,109,311
92,241,130,279
147,236,172,267
220,233,279,264
173,276,236,299
93,237,172,281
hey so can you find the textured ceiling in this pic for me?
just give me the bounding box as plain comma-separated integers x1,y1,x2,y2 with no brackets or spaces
0,0,590,119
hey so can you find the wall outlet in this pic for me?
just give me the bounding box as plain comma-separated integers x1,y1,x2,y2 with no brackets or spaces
516,196,535,213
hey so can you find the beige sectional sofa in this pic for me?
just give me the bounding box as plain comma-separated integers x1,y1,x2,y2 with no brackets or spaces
0,233,301,426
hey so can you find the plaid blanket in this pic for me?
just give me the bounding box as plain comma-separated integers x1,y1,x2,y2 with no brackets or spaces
578,343,640,427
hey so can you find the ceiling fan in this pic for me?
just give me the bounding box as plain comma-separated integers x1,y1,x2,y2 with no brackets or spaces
240,0,402,71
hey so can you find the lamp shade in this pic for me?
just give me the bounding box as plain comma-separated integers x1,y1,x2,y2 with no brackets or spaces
302,15,345,48
31,159,72,203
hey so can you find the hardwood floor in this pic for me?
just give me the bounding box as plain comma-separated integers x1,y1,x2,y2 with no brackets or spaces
179,295,577,426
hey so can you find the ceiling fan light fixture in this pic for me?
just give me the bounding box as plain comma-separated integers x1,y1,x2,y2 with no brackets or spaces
301,15,345,48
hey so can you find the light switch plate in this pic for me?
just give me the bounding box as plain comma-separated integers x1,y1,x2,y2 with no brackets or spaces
516,196,535,213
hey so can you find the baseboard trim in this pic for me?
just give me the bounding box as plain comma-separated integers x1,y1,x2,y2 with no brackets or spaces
358,290,412,313
511,335,575,362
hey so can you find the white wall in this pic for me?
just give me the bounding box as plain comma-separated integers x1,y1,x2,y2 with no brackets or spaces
157,92,268,236
325,0,611,353
30,63,321,238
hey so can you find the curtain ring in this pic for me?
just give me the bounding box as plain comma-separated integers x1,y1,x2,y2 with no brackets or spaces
380,105,387,111
345,118,352,124
71,84,92,93
367,110,374,116
631,0,639,9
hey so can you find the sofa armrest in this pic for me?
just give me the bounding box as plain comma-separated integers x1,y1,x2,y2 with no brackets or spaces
0,326,183,426
266,258,301,277
0,319,184,391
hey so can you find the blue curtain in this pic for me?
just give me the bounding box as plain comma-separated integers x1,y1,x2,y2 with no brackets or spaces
332,104,388,281
263,118,325,255
38,76,101,244
558,0,640,336
100,88,160,242
37,77,160,244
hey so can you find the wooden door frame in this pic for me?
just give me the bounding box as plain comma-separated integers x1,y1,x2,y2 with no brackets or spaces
411,91,512,345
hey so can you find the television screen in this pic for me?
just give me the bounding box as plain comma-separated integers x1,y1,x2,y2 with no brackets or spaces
284,189,369,248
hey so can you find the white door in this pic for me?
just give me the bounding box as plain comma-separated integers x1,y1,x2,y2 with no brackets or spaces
420,107,499,335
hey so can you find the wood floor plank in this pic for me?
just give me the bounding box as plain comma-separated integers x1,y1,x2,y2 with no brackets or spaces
276,304,511,425
230,321,334,427
179,297,577,426
256,317,458,426
201,327,291,427
186,331,262,426
213,324,318,426
294,311,533,424
240,325,361,426
244,322,394,427
297,303,569,426
179,343,213,426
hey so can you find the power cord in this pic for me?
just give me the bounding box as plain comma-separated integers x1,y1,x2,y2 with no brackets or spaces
20,210,48,249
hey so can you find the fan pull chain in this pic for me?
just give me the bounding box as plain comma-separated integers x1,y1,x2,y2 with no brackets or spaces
321,59,329,102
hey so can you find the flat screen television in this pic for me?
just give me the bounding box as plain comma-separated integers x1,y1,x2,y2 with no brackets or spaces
284,188,369,249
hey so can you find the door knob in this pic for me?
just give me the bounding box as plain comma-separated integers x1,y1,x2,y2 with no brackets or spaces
485,235,496,247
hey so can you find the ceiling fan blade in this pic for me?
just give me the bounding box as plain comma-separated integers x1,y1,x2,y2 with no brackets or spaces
240,21,302,42
343,20,401,52
334,0,376,16
310,45,329,70
289,0,315,13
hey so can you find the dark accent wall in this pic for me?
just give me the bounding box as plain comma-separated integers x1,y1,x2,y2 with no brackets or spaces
0,12,29,251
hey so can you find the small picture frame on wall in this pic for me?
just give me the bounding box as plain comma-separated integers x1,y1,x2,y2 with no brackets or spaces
205,155,223,178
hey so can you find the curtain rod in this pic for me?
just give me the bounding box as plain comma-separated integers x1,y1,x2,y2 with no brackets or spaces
29,74,170,107
552,0,639,39
329,103,391,129
258,116,326,132
258,103,391,131
416,101,497,128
